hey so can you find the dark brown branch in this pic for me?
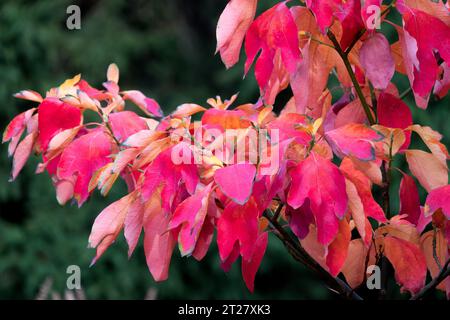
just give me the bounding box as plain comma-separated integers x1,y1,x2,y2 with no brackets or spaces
410,258,450,300
263,210,363,300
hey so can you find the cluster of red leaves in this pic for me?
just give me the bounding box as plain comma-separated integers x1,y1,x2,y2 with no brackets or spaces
3,0,450,296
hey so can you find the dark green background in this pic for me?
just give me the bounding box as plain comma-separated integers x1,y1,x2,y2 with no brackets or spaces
0,0,448,299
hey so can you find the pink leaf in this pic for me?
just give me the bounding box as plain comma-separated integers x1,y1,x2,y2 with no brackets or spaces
88,192,137,265
325,123,384,161
124,198,145,258
360,33,395,89
425,185,450,218
405,150,448,193
108,111,148,143
214,163,256,205
345,179,373,245
13,90,43,103
122,90,163,117
168,183,213,256
10,132,36,181
216,0,257,68
144,202,176,282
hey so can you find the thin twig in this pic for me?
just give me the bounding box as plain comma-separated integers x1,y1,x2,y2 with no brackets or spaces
273,202,284,221
399,87,412,100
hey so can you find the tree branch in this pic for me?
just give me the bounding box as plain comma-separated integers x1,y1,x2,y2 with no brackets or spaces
410,258,450,300
327,30,376,125
263,210,363,300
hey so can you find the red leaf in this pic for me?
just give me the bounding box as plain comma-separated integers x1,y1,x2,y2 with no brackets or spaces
192,215,215,261
399,173,421,225
383,236,427,295
338,0,365,51
217,197,259,261
244,2,301,101
305,0,340,33
214,163,256,205
326,219,351,277
287,201,315,240
402,9,450,105
287,152,348,245
340,157,386,222
3,108,35,145
142,144,199,212
377,92,412,150
306,0,364,50
38,98,82,152
57,129,114,206
242,232,268,292
143,199,176,281
216,0,257,68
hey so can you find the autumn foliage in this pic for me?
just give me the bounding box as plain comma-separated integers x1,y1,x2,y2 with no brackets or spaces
3,0,450,298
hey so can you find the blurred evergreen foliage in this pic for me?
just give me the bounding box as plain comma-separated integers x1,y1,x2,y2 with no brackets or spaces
0,0,448,299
